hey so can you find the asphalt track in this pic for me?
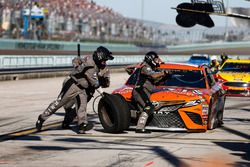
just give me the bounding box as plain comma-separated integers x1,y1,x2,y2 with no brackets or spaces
0,72,249,167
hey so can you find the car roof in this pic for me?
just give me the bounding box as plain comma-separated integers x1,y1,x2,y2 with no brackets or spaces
190,55,209,58
160,62,203,70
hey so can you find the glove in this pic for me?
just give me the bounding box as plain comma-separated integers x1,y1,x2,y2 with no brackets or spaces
98,68,110,77
164,70,169,75
164,70,172,76
98,76,110,88
72,57,82,68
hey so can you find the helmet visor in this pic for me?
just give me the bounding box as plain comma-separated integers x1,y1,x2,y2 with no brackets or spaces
107,52,114,60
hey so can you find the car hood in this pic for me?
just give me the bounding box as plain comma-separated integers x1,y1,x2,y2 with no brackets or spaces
113,86,207,102
151,87,205,102
217,72,250,82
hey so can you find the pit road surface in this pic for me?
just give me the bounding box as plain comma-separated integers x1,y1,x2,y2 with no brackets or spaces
0,72,249,167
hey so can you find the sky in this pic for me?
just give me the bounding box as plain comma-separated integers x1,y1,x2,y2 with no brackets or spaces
93,0,250,26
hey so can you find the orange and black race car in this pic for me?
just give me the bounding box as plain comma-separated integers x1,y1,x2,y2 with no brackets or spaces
98,63,226,133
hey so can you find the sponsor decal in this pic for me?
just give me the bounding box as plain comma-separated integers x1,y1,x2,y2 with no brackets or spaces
154,110,170,115
193,89,203,95
202,105,209,120
116,87,133,94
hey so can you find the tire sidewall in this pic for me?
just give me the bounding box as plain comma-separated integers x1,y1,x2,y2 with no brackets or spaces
98,94,130,133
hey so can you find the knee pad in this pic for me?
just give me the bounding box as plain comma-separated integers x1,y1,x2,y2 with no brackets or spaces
47,100,59,112
143,105,154,115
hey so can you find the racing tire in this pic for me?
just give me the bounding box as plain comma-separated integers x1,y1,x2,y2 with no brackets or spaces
113,94,131,130
98,93,130,133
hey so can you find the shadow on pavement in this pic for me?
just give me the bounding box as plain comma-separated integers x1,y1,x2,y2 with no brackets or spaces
221,126,250,140
214,141,250,166
13,135,42,141
26,137,190,167
242,108,250,112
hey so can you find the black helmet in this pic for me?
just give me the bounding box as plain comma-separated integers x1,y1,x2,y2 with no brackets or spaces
93,46,113,62
220,53,228,60
93,46,114,69
144,51,160,68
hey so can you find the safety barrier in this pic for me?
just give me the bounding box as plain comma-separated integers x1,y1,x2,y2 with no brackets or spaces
0,38,249,69
0,55,189,69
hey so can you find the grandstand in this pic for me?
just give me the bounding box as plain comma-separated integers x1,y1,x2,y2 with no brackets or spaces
0,0,162,45
0,0,250,46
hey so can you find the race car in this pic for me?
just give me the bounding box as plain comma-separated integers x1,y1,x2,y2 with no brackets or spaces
216,59,250,96
98,63,226,133
187,54,211,66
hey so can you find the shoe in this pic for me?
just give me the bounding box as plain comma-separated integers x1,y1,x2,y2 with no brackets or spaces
36,115,44,131
78,123,94,134
62,122,71,129
135,129,151,134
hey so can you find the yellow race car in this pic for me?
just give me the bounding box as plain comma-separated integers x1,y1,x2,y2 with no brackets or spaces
216,59,250,96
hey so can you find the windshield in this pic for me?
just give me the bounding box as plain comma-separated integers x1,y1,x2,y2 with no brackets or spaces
127,69,206,89
221,63,250,72
190,56,209,61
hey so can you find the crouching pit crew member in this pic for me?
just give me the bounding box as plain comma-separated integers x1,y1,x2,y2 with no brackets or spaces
36,46,114,134
62,58,111,129
132,51,169,133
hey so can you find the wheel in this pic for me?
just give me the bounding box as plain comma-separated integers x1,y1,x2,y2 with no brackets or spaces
113,94,131,130
98,93,130,133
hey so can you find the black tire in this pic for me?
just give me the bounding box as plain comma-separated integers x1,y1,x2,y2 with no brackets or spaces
98,93,130,133
113,94,131,130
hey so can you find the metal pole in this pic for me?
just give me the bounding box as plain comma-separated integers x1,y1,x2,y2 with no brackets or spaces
224,0,229,41
77,43,80,58
28,0,32,39
141,0,144,21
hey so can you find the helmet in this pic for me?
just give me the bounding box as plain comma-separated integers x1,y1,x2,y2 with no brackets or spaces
93,46,114,68
211,55,217,61
144,51,160,68
220,53,228,60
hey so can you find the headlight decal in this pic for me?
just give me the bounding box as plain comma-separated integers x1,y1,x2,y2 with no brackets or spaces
183,99,201,108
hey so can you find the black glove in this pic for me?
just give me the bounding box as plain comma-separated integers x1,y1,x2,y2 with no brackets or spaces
86,86,95,102
98,76,110,88
164,70,173,76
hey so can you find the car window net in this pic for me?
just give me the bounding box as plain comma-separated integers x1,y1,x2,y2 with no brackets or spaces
127,69,207,89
